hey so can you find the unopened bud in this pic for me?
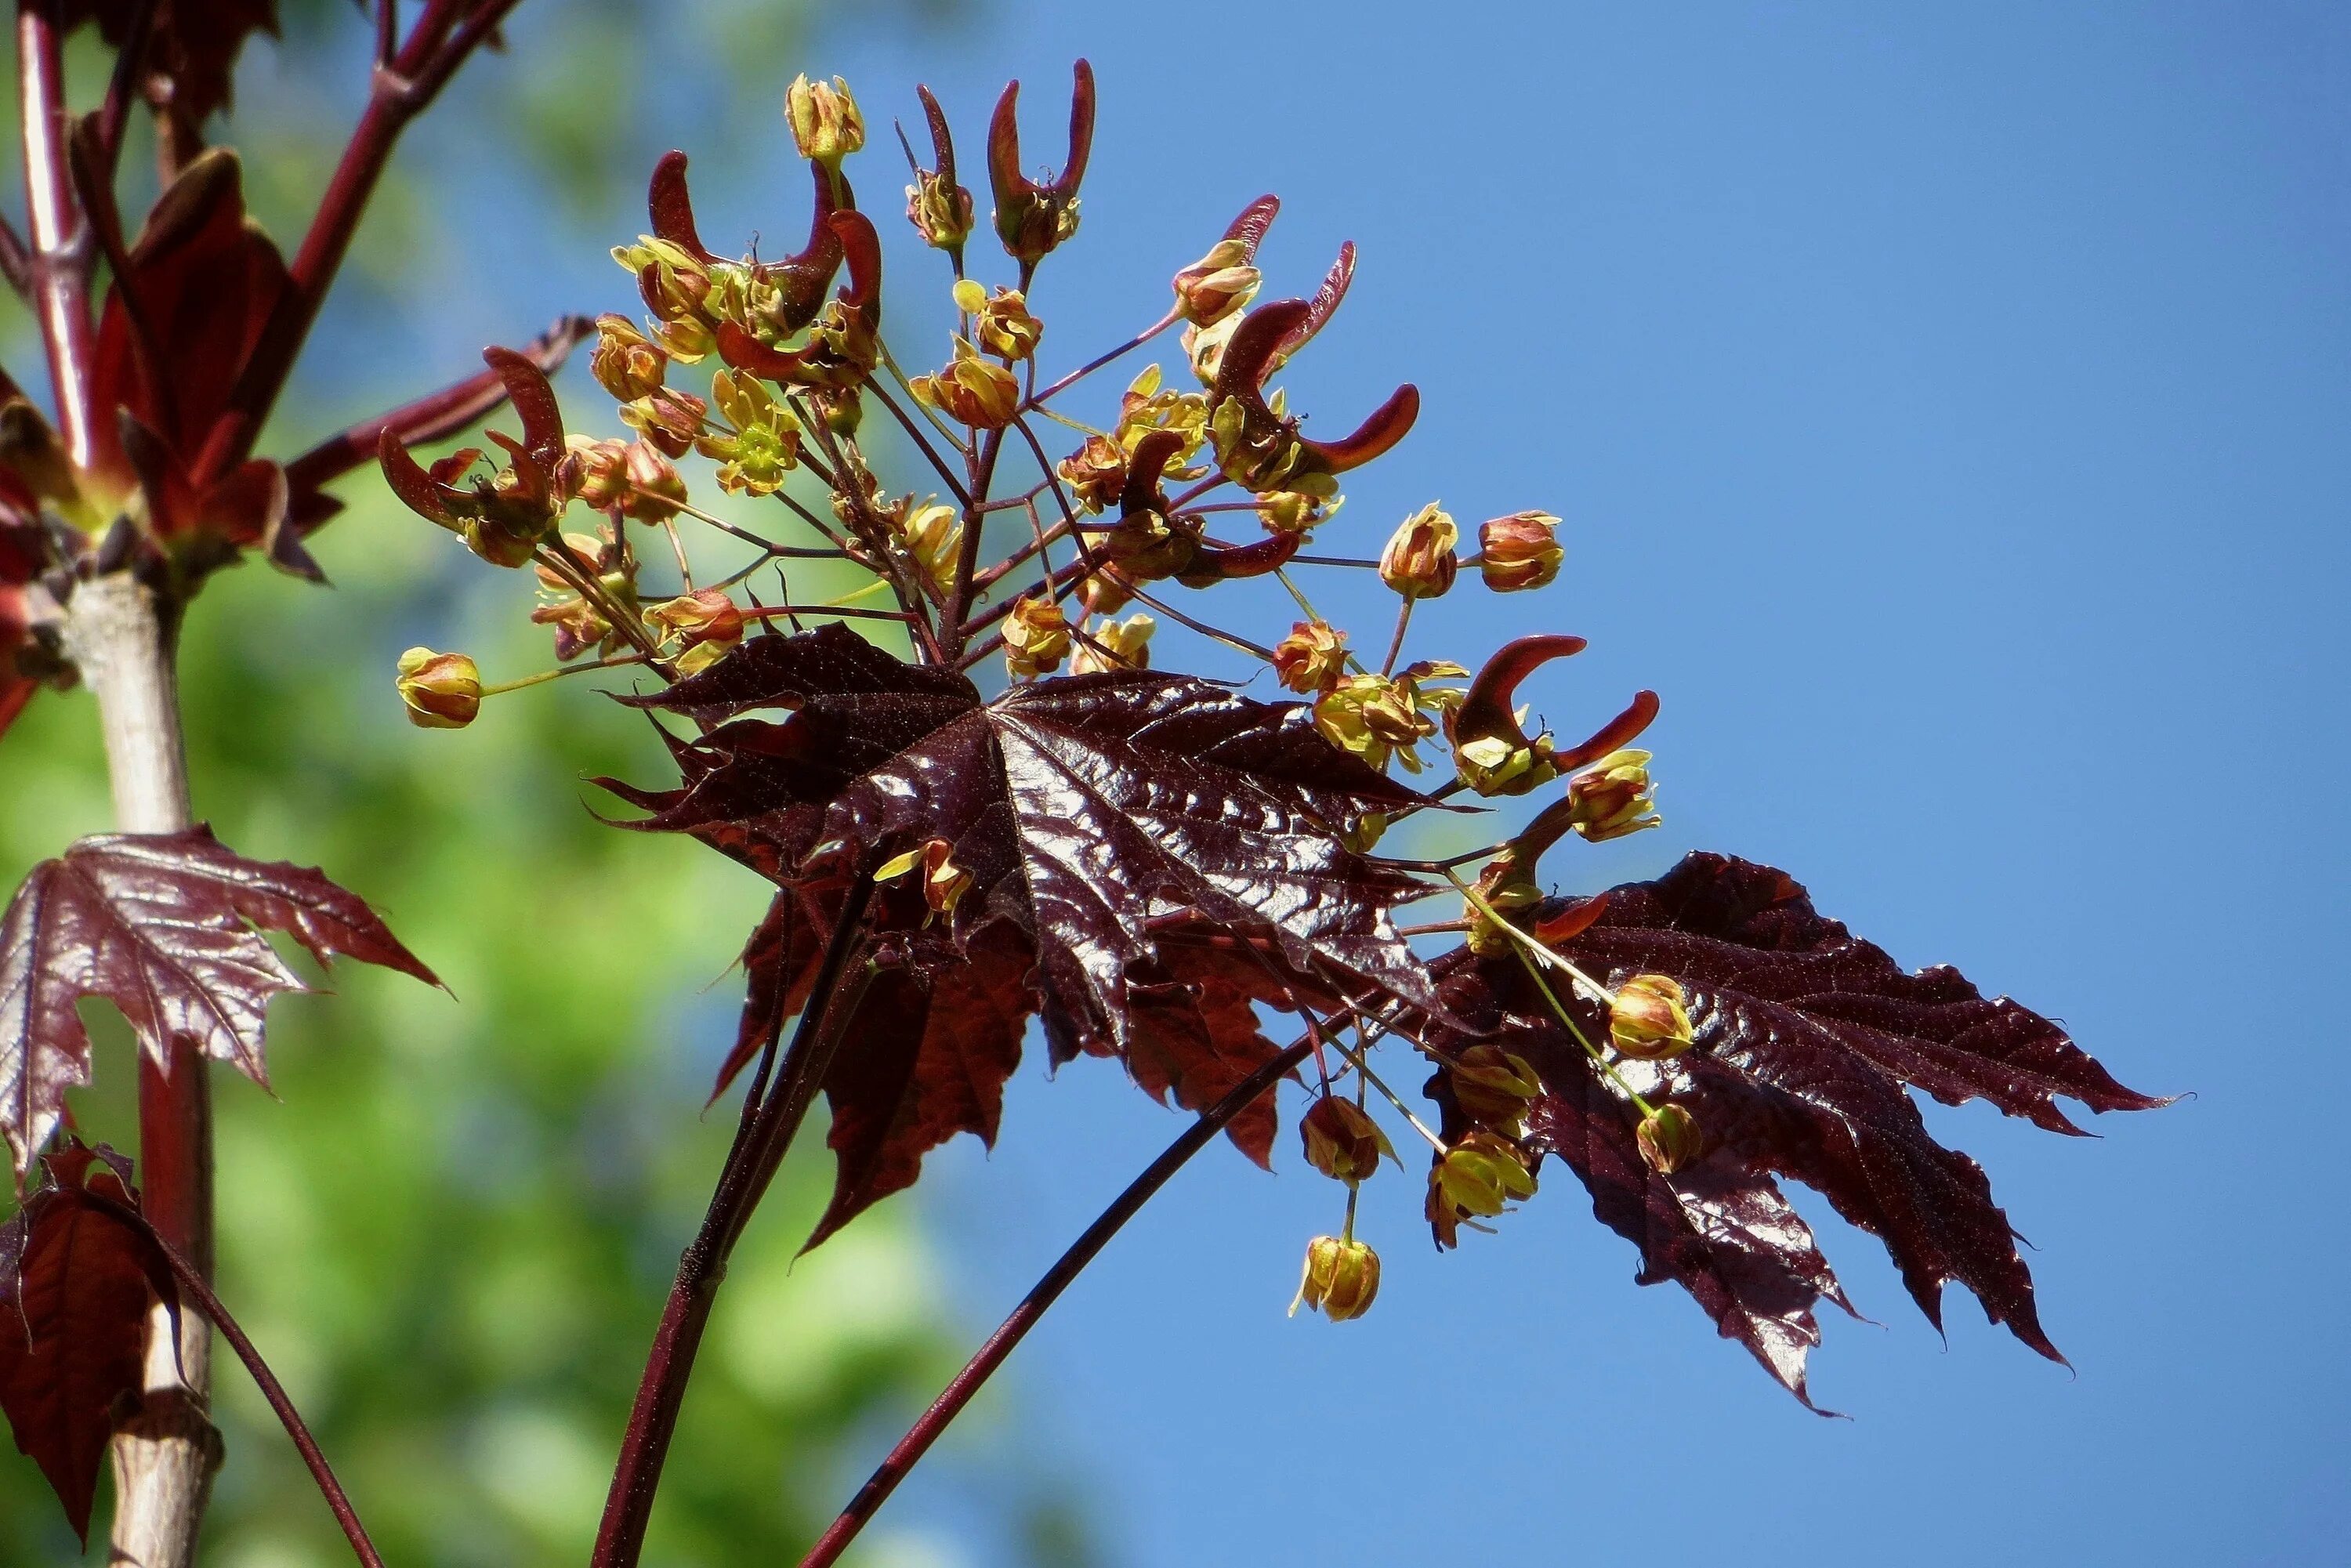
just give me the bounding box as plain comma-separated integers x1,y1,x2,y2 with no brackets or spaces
1299,1096,1395,1185
620,386,708,458
1003,593,1071,678
1070,613,1156,675
1171,237,1262,327
1565,749,1660,842
395,647,481,730
567,436,632,510
1636,1103,1703,1175
785,74,864,165
1610,974,1694,1060
911,340,1021,429
621,441,687,521
647,588,744,651
907,169,975,252
899,501,963,589
1476,511,1563,592
1449,1045,1541,1131
1378,503,1458,599
1289,1234,1380,1321
590,313,667,401
1433,1132,1538,1221
1272,620,1349,694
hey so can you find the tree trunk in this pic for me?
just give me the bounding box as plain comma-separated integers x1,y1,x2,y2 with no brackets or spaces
65,571,221,1568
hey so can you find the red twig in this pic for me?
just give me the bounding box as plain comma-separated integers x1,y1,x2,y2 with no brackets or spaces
591,880,878,1568
83,1192,386,1568
204,0,527,483
281,314,592,505
795,1034,1317,1568
17,0,95,465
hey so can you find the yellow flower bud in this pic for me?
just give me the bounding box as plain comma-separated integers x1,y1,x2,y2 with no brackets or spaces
967,286,1044,362
647,588,745,653
1314,673,1436,772
1272,620,1349,694
1299,1096,1395,1185
1171,237,1262,327
911,339,1021,429
1476,511,1563,592
1057,434,1128,513
899,500,963,590
1256,488,1339,535
1636,1103,1703,1175
1003,594,1071,679
1378,502,1459,599
1610,974,1694,1060
1566,749,1661,842
1069,613,1156,675
1449,1045,1542,1132
395,648,481,730
1433,1132,1538,1219
590,313,667,401
1289,1234,1380,1321
784,74,864,165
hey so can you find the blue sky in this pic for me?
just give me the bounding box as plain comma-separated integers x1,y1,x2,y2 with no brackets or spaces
335,2,2348,1563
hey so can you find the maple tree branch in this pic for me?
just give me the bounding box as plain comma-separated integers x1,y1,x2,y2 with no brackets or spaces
205,0,525,481
592,879,878,1568
795,1032,1317,1568
281,314,593,511
17,0,96,465
84,1193,386,1568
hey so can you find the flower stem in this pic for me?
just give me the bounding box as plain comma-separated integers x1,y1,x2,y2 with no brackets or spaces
794,1033,1315,1568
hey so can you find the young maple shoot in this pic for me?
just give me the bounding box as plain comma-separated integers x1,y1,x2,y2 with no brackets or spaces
363,60,2168,1566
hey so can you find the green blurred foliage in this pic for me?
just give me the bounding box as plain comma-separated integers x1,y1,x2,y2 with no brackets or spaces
0,3,1092,1566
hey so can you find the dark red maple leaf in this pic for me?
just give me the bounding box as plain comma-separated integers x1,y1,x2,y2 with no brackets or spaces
1424,852,2165,1407
70,0,280,139
0,826,440,1179
0,1140,179,1545
84,149,291,540
606,623,1433,1240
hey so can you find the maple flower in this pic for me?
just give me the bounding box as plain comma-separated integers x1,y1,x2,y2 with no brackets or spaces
1003,594,1072,678
1171,237,1262,328
1565,748,1661,842
897,501,964,590
785,74,865,165
590,313,668,401
566,436,632,509
647,588,746,663
874,838,975,922
1478,510,1563,592
1290,1235,1380,1321
1610,974,1695,1059
911,339,1021,428
1447,1045,1542,1133
904,83,976,255
1058,435,1128,512
695,371,803,495
1379,502,1460,599
1299,1096,1394,1185
1257,487,1339,535
955,280,1045,361
395,649,482,730
1070,613,1155,674
1636,1103,1704,1175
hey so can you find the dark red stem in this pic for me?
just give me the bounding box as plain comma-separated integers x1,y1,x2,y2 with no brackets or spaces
17,0,94,465
589,878,876,1568
203,0,524,483
795,1034,1315,1568
85,1192,385,1568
